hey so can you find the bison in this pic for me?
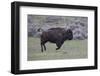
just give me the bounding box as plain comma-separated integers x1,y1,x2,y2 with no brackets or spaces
40,27,73,52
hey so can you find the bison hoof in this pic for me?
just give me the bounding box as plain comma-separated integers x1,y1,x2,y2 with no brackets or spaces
56,48,59,50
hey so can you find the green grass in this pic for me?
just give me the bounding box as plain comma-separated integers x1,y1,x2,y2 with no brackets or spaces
28,37,88,61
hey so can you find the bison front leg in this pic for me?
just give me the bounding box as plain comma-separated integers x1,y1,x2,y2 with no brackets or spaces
56,41,63,50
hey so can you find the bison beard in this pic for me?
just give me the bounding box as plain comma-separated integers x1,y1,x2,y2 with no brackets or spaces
40,28,73,52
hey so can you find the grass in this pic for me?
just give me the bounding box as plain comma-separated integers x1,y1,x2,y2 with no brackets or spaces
28,37,88,61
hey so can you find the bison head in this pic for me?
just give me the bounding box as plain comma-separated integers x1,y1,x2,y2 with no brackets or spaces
63,29,73,40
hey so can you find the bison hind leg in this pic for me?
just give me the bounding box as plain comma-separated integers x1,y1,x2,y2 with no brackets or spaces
41,43,43,52
43,44,46,51
41,42,47,52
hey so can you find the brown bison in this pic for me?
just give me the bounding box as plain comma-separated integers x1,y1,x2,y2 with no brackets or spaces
40,28,73,52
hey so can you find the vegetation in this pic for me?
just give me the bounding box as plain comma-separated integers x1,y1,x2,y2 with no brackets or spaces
28,15,88,40
28,37,87,61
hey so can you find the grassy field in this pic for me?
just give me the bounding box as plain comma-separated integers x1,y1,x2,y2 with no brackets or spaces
28,37,88,61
